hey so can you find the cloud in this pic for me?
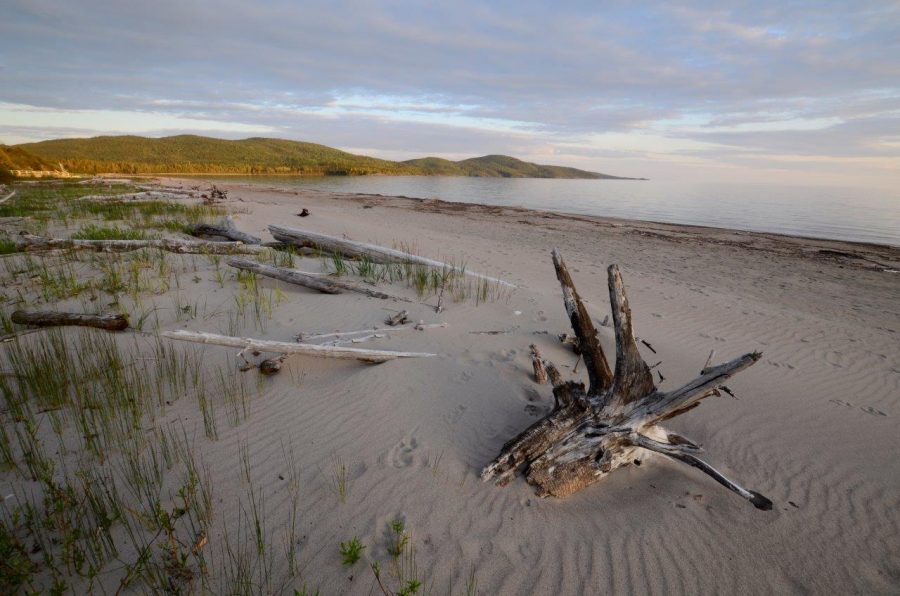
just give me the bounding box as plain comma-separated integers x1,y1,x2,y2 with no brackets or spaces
0,0,898,184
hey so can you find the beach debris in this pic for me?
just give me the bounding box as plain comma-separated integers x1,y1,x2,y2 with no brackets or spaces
297,208,310,217
470,327,518,335
386,310,409,326
558,332,581,353
11,310,129,331
297,322,446,346
186,217,261,245
14,233,270,255
481,249,771,510
76,191,189,202
227,257,410,301
259,355,288,375
530,344,548,384
268,224,516,288
161,330,437,364
201,185,228,205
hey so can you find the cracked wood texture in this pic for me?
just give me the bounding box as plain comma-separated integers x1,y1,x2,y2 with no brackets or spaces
481,251,772,510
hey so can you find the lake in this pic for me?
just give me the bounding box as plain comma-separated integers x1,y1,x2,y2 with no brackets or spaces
216,176,900,247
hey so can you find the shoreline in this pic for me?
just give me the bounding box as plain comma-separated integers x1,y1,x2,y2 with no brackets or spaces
170,177,900,268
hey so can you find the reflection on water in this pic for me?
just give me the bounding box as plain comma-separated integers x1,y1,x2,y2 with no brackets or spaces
211,176,900,247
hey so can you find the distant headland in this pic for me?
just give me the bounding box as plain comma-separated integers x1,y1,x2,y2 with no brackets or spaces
4,135,645,179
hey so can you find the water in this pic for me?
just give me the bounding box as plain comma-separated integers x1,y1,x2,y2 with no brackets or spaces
216,176,900,247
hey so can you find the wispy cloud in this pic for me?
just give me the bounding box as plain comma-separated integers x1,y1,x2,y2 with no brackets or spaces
0,0,898,184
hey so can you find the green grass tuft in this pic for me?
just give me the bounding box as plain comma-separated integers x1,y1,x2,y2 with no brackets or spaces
71,224,148,240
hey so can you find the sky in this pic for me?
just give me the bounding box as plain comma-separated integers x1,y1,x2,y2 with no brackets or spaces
1,0,898,186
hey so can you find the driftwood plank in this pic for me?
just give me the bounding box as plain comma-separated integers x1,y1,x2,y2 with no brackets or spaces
161,330,436,363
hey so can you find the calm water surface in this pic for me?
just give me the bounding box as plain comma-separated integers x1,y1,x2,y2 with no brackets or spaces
216,177,900,247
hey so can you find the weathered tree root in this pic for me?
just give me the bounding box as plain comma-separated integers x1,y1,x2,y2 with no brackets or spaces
482,250,772,510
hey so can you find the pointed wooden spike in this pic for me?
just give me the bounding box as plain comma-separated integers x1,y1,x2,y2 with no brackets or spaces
607,265,655,405
628,352,761,426
655,451,773,511
551,249,613,394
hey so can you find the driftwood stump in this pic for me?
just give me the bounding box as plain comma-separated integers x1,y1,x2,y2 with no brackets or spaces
482,250,772,510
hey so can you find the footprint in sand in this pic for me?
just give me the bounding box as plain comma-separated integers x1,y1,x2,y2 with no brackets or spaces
824,351,844,368
445,404,467,425
524,404,547,417
830,399,887,417
390,437,420,468
523,387,543,403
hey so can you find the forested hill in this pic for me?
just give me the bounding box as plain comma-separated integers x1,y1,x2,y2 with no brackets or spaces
1,145,57,171
15,135,637,179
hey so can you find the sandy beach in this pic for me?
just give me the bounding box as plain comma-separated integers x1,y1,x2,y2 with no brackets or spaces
177,180,900,593
2,178,899,594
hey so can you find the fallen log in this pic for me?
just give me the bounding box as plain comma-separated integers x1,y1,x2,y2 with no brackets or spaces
269,224,515,288
186,223,261,245
14,234,270,255
11,310,129,331
481,250,771,510
161,330,436,363
226,257,410,301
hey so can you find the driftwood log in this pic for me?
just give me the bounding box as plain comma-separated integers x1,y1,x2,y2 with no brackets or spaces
11,310,129,331
186,218,261,245
161,330,436,363
226,257,409,301
269,225,515,288
14,234,270,255
481,250,772,510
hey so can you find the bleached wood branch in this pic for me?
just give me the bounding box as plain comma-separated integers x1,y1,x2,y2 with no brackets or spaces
161,330,437,363
269,224,516,288
298,322,447,342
